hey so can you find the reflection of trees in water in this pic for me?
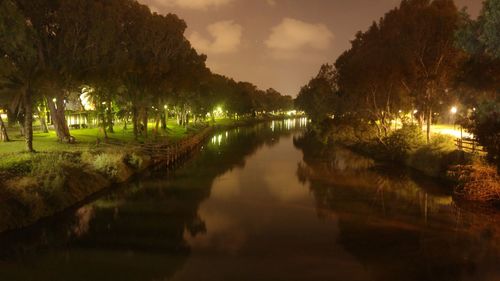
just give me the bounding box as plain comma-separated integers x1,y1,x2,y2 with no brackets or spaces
294,133,500,281
0,121,302,281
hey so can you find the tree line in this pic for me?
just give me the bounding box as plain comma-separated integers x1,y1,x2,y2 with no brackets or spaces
0,0,293,151
295,0,499,168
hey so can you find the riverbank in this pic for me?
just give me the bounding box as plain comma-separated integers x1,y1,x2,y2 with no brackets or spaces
311,122,500,205
0,115,298,233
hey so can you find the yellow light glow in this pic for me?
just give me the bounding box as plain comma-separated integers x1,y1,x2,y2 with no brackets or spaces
450,106,458,114
79,93,95,111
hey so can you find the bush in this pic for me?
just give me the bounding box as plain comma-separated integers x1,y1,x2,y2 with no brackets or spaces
81,151,133,182
429,133,456,152
88,153,124,178
384,124,426,162
460,101,500,172
29,153,82,208
126,153,144,170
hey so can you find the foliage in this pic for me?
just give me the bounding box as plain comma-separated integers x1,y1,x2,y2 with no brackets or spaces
456,0,500,59
383,124,426,162
81,152,126,178
0,0,293,151
126,153,144,170
460,101,500,171
300,0,463,143
295,64,337,122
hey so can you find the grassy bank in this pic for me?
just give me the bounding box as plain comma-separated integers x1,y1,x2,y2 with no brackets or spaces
316,121,499,205
0,115,295,232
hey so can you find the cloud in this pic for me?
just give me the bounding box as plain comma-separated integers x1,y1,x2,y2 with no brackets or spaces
189,20,243,55
147,0,233,10
266,0,277,6
265,18,334,60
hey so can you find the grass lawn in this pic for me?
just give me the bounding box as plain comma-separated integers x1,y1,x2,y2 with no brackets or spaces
0,120,195,157
0,115,287,171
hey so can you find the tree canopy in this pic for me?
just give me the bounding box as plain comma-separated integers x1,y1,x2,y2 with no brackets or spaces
0,0,293,150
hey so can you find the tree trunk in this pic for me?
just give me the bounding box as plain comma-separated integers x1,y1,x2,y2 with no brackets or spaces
106,105,114,133
40,117,49,133
18,115,25,137
132,105,139,140
40,112,49,133
426,108,432,144
38,102,49,133
154,116,160,138
47,98,71,142
418,113,424,129
0,114,9,142
141,107,148,138
161,112,167,130
101,112,108,141
24,89,34,152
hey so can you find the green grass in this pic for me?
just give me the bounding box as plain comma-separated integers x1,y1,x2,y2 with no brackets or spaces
0,120,193,153
0,115,288,171
0,116,255,170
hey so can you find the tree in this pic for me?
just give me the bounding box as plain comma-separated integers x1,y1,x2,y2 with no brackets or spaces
0,0,41,151
295,64,337,123
335,24,411,140
393,0,462,142
456,0,500,59
456,0,500,171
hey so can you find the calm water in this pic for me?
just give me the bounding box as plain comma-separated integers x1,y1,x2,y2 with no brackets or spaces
1,119,500,281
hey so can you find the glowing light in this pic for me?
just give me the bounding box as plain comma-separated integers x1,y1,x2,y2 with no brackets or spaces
450,106,458,114
79,93,94,111
413,109,418,114
164,105,168,109
52,98,57,103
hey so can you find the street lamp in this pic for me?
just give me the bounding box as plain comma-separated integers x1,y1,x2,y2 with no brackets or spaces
450,106,458,129
450,106,458,114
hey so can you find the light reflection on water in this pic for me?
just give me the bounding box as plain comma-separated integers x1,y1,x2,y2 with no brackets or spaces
0,118,500,281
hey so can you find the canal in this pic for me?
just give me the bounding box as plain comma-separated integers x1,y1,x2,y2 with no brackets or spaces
0,119,499,281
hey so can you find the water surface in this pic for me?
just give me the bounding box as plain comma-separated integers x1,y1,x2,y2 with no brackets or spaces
1,119,500,281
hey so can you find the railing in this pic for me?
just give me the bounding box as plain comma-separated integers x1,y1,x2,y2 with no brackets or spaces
455,137,486,153
139,127,213,167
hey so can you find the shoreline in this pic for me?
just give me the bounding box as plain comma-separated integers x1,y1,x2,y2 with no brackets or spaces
0,116,298,233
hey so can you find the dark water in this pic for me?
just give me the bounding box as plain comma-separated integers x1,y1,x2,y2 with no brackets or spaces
1,119,500,281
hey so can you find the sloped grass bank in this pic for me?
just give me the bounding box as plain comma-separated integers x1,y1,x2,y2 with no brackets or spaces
0,128,208,233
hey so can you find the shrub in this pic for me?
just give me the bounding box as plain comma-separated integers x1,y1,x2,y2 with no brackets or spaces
429,133,456,152
126,153,144,170
384,124,426,162
460,101,500,172
90,153,125,178
29,153,82,208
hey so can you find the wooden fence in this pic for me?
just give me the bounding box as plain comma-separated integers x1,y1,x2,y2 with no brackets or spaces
140,127,213,168
455,137,486,154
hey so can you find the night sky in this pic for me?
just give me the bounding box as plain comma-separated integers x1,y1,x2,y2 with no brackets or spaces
138,0,483,96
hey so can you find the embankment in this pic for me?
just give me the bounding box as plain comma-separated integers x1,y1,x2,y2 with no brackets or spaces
0,127,213,233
